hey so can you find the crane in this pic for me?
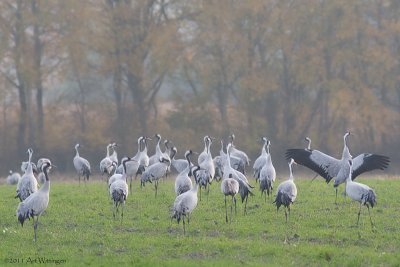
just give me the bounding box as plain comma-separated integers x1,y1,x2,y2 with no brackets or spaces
345,159,376,227
171,166,200,235
285,132,389,202
259,140,276,201
174,150,194,196
273,159,297,223
16,149,38,202
16,161,52,241
221,173,239,223
73,144,91,184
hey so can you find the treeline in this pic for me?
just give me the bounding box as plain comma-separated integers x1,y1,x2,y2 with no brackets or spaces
0,0,399,173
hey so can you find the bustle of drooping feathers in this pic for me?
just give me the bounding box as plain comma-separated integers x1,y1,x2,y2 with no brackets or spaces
273,191,292,210
260,179,272,196
82,165,91,180
112,189,126,204
363,189,377,208
17,205,34,227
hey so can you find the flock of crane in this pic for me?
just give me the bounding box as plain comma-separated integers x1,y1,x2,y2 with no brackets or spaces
5,131,390,240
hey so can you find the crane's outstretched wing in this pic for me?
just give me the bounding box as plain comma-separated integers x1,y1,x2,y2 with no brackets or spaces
285,149,340,183
351,153,390,180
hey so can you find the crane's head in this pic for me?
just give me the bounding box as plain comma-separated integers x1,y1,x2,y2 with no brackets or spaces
26,148,33,155
229,134,235,142
159,157,170,164
75,144,80,149
288,158,297,166
112,142,118,148
261,137,267,143
155,133,161,140
164,140,170,149
305,137,311,142
9,170,12,174
184,150,192,159
170,146,177,158
267,140,271,147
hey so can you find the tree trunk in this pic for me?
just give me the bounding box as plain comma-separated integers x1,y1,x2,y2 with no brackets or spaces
32,0,44,148
127,71,148,135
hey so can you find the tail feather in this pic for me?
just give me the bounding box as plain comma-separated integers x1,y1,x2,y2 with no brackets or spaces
274,190,291,210
112,189,126,204
365,189,377,208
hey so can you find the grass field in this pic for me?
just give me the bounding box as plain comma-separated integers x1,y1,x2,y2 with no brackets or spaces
1,174,400,266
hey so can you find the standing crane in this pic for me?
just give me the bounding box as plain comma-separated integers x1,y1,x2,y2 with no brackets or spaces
140,157,171,197
221,173,239,223
171,166,200,235
73,144,91,184
259,140,276,201
170,147,191,173
16,149,38,202
109,157,133,222
345,159,376,227
16,161,52,241
273,159,298,223
222,143,254,215
100,144,114,177
253,137,268,183
195,137,215,201
7,170,21,185
229,134,250,167
174,150,194,196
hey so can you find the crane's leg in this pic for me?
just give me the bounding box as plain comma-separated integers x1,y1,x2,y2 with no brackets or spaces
284,209,288,223
121,201,125,224
288,206,291,222
78,174,81,185
230,196,234,223
233,195,237,215
367,205,374,227
335,188,338,205
130,177,133,194
199,186,202,201
154,181,158,198
244,195,249,215
225,195,228,223
357,203,362,225
264,190,267,203
207,183,210,201
33,216,39,242
187,213,190,224
182,216,186,235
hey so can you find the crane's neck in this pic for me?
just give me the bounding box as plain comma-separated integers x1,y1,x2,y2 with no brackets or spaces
75,147,80,157
106,145,111,157
142,138,148,153
156,138,162,155
261,142,267,155
288,163,294,181
307,139,311,150
137,138,142,153
342,133,351,159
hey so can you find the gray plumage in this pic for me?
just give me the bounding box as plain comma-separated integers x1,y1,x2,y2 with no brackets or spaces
345,159,376,227
195,138,215,201
109,157,131,221
222,144,254,215
259,140,276,200
16,149,38,202
274,159,297,222
16,162,52,241
285,132,390,184
229,134,250,166
198,136,210,165
170,147,191,173
171,166,200,235
7,170,21,185
174,150,194,196
253,137,268,182
140,157,170,197
149,134,170,165
221,173,239,223
73,144,91,184
100,144,115,177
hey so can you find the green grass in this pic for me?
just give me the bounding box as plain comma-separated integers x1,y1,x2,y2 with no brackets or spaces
1,175,400,266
